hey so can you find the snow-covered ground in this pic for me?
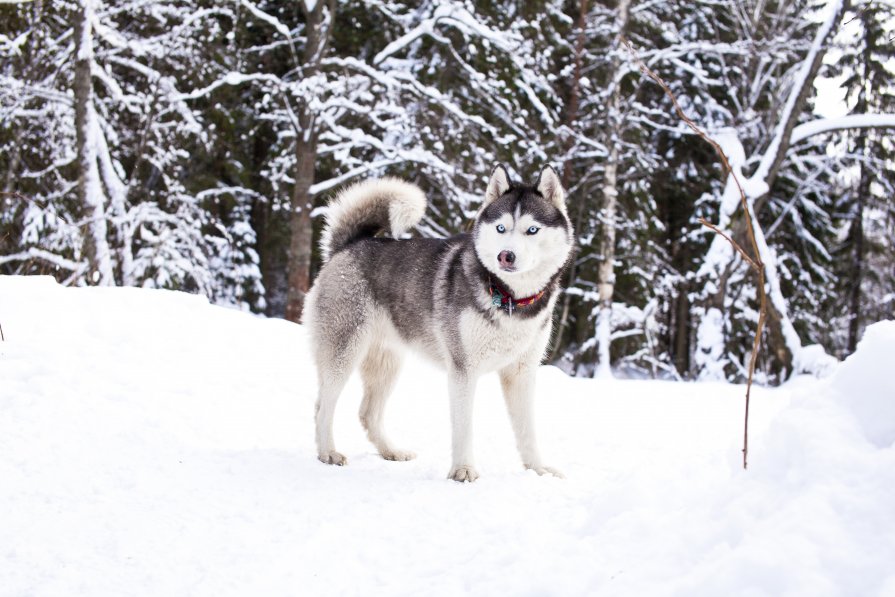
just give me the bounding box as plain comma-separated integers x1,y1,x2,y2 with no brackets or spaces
1,275,893,596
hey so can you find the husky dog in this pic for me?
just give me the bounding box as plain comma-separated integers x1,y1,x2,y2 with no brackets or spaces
303,165,573,482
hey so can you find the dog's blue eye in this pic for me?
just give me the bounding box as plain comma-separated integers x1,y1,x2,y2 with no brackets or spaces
527,226,540,235
496,224,506,233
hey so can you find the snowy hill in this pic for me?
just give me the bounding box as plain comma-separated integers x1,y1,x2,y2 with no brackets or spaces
1,276,893,596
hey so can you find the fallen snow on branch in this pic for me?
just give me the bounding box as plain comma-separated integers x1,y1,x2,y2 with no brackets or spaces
790,113,895,145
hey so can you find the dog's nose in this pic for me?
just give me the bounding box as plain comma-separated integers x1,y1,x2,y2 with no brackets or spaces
498,250,516,266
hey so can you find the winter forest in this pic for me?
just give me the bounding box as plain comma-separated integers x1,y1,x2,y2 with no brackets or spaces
1,0,893,383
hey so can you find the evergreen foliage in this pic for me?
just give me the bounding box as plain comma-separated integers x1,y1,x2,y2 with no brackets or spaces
1,0,892,381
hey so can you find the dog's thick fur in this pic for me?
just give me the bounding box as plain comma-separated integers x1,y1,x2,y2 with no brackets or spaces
303,165,574,481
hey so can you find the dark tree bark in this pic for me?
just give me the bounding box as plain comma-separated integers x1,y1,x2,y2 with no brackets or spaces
285,120,317,323
551,0,589,360
283,0,333,323
673,281,689,375
847,160,867,352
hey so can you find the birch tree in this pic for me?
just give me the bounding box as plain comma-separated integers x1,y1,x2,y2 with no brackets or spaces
73,0,115,284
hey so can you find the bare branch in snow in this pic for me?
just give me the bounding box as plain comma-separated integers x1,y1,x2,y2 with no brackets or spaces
624,37,767,470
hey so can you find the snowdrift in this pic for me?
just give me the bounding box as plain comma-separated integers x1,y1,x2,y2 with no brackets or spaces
1,276,893,596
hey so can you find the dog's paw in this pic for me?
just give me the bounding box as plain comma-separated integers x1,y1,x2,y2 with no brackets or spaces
318,451,348,466
447,465,480,483
381,449,416,462
527,465,565,479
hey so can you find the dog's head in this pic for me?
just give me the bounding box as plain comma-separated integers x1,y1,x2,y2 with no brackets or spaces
473,164,573,290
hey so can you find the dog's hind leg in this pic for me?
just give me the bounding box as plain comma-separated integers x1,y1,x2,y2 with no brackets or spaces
314,326,369,467
315,369,351,465
359,346,415,461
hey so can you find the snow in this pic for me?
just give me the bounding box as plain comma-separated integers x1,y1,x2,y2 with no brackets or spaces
1,275,894,596
695,307,726,380
830,321,895,448
714,127,745,168
594,305,612,379
794,343,839,378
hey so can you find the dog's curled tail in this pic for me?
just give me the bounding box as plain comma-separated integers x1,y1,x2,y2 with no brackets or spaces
320,177,427,261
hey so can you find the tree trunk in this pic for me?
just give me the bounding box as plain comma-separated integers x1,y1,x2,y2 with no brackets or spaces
283,1,333,322
847,9,876,353
284,126,317,323
673,281,690,375
593,0,630,378
847,150,869,353
3,133,21,193
73,0,115,286
595,144,618,378
550,0,589,361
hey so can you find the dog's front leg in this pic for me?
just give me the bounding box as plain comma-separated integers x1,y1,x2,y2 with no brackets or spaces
447,368,479,482
499,363,564,478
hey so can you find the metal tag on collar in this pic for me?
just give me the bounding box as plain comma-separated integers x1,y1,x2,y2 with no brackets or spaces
508,297,514,315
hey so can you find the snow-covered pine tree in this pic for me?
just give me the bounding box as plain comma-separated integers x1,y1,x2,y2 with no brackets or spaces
685,0,895,381
826,0,895,354
0,0,265,309
1,1,91,282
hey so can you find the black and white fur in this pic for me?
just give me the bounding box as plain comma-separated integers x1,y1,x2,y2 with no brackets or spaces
303,165,574,482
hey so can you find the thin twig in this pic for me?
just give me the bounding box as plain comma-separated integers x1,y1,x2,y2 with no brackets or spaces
697,218,760,271
623,37,768,470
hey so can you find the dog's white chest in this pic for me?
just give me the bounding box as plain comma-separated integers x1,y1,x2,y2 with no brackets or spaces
458,308,548,372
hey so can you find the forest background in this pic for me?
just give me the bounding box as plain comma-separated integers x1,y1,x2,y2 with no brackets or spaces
1,0,893,383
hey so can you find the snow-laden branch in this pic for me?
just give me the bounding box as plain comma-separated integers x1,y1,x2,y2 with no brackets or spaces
370,4,554,126
703,0,846,232
196,186,268,202
790,113,895,145
308,146,454,197
239,0,292,38
308,158,405,196
373,4,512,66
0,75,73,107
238,0,300,68
177,72,281,101
0,247,85,273
0,29,31,55
751,0,845,187
387,70,497,134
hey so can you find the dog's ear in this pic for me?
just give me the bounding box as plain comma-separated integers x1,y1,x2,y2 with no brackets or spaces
484,164,511,208
536,165,566,213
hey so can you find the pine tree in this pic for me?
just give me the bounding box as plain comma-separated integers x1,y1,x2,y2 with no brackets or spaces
828,0,895,353
0,0,265,309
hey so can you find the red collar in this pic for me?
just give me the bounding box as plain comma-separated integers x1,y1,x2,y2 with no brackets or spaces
488,277,546,314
